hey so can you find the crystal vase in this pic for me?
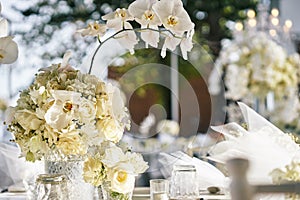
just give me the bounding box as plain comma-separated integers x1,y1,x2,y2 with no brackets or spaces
97,182,133,200
45,159,94,200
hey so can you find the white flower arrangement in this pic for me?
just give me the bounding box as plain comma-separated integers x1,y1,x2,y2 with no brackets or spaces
6,0,196,196
0,2,18,64
6,52,130,161
209,31,300,101
77,0,195,74
83,142,148,196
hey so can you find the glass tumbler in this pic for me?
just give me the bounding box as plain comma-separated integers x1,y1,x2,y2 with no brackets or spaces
169,165,199,200
36,174,69,200
150,179,169,200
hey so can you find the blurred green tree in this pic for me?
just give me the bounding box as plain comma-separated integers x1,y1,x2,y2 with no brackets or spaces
14,0,258,62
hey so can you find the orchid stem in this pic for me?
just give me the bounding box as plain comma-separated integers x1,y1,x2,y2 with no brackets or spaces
88,27,180,74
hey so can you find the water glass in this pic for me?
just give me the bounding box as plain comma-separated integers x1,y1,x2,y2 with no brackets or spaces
36,174,68,200
150,179,169,200
170,165,199,199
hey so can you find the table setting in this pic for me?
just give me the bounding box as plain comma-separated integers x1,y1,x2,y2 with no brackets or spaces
1,0,300,199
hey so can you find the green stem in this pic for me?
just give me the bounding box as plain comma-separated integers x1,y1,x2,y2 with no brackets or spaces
88,27,181,74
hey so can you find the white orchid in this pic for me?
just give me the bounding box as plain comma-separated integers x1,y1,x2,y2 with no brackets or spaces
76,21,107,37
0,36,18,64
152,0,194,35
161,33,181,58
128,0,161,47
114,22,138,54
180,26,194,60
0,18,8,37
0,6,18,64
44,90,82,130
102,8,134,31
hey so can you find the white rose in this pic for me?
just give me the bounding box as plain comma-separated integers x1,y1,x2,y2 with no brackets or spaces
78,99,96,123
14,110,43,131
96,118,123,143
108,169,135,194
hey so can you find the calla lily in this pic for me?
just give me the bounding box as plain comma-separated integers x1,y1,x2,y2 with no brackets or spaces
152,0,193,35
102,8,134,31
77,21,107,37
0,36,18,64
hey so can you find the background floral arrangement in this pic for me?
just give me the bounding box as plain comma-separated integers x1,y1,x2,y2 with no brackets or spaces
210,31,300,101
209,30,300,129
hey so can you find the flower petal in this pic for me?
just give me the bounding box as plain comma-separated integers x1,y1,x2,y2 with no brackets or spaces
140,25,159,48
0,18,8,37
0,36,18,64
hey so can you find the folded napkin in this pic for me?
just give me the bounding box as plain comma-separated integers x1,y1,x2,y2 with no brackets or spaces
158,151,227,190
208,102,300,184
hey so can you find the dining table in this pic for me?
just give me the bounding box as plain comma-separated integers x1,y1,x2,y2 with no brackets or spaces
0,187,231,200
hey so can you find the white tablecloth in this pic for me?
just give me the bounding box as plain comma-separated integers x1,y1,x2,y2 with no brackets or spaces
0,187,231,200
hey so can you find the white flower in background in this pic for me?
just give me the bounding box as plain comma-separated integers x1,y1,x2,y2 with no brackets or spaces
128,0,161,47
156,119,180,136
152,0,194,35
0,18,8,37
0,36,18,64
76,21,107,37
209,32,300,104
0,4,18,64
224,64,250,100
139,113,155,135
102,8,134,31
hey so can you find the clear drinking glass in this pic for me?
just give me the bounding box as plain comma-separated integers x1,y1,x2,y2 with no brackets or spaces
169,165,199,200
36,174,69,200
150,179,169,200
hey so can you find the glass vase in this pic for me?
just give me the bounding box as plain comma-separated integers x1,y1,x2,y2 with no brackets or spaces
45,159,94,200
97,182,133,200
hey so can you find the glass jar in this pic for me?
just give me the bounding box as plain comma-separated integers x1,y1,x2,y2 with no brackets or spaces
36,174,68,200
169,165,199,200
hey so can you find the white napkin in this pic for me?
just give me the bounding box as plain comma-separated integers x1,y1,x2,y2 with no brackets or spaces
209,102,300,184
158,151,227,190
0,143,43,192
